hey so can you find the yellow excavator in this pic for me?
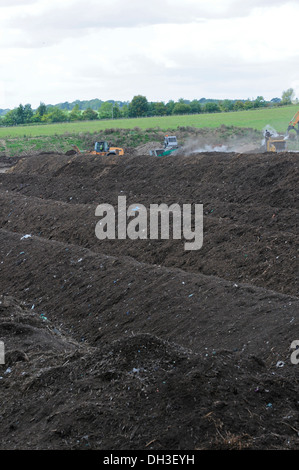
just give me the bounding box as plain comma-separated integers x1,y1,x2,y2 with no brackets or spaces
287,110,299,136
72,141,124,156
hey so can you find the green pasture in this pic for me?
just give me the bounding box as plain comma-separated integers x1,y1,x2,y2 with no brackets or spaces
0,104,297,138
0,104,298,156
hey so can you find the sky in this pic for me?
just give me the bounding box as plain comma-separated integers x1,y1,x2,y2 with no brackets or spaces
0,0,299,109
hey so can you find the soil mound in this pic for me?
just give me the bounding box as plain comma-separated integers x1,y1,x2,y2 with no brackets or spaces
0,147,298,450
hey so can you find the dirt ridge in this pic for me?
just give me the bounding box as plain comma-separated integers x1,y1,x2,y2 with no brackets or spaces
0,148,298,450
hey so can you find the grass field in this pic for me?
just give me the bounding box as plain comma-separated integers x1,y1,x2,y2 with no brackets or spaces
0,104,298,156
0,104,298,138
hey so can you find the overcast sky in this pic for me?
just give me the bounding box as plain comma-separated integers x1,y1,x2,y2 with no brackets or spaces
0,0,299,109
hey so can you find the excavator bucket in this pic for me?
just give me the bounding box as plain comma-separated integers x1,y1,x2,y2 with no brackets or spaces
264,130,287,152
287,124,299,135
265,136,287,152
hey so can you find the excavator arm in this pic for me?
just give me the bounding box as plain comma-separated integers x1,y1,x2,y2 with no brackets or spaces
287,111,299,135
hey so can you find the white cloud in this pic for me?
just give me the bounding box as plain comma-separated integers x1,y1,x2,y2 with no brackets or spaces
0,0,38,6
0,0,298,108
3,0,297,47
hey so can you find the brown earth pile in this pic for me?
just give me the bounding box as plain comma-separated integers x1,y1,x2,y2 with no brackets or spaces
0,146,298,450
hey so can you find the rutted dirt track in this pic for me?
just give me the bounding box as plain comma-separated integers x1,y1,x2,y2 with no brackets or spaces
0,146,298,450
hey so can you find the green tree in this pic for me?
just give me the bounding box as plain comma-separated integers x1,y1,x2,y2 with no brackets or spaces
129,95,149,117
281,88,295,105
0,102,62,125
154,101,167,116
147,102,156,116
166,100,175,115
16,104,25,124
203,102,221,113
172,102,191,115
82,108,98,120
112,103,121,119
2,109,19,126
2,104,33,125
23,104,33,123
220,99,234,112
69,104,82,121
253,96,266,108
190,100,202,114
45,107,68,122
233,100,245,111
32,102,47,122
120,104,129,118
37,102,47,116
244,100,254,110
98,102,113,120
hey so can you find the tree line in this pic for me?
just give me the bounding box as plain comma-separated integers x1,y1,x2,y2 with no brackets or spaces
0,88,296,127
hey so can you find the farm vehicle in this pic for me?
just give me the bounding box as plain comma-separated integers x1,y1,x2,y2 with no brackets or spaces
264,130,287,152
263,109,299,152
149,135,179,156
72,141,124,156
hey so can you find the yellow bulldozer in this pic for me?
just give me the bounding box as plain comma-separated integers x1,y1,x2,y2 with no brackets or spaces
72,141,124,156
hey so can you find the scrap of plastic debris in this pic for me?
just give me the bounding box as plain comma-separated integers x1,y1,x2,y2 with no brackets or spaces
276,361,285,368
20,234,32,240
